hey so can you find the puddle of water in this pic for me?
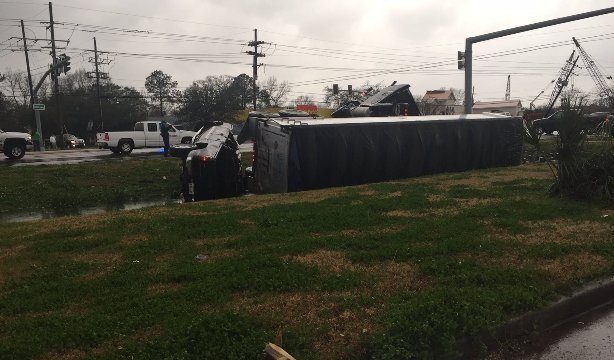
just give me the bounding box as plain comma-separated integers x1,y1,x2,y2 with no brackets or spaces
0,199,183,224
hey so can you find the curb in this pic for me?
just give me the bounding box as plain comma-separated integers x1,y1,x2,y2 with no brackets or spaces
461,276,614,358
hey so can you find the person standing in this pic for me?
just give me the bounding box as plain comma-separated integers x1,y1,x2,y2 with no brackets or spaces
49,133,56,149
32,130,41,151
160,120,171,157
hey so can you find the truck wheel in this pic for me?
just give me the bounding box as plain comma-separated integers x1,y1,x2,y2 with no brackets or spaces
109,147,120,154
4,141,26,160
119,141,133,155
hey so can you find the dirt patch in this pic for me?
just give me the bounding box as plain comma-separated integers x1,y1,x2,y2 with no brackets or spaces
90,325,163,356
73,252,122,264
0,243,27,260
224,187,344,210
359,190,377,196
14,215,110,242
427,193,445,202
385,198,499,219
439,166,550,188
233,291,377,359
194,249,238,263
312,226,403,240
76,252,123,280
287,251,425,294
120,234,149,245
239,219,257,228
380,191,402,198
363,261,426,294
147,282,185,295
456,198,501,208
537,253,609,282
385,209,425,218
40,349,87,360
289,250,356,273
512,220,614,245
475,251,610,284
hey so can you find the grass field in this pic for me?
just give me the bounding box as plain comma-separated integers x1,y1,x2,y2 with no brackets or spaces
1,163,613,359
0,158,182,215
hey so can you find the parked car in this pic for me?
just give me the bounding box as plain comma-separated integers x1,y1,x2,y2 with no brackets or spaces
0,129,33,159
96,121,196,154
63,133,86,148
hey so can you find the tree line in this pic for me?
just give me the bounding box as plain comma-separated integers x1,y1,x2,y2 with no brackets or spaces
0,68,304,140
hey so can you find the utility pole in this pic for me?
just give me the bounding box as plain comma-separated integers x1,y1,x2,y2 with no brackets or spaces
87,39,110,132
48,1,64,148
246,29,266,110
94,37,103,131
505,75,511,101
20,20,43,151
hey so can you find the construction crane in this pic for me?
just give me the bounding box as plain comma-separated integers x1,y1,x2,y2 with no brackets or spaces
529,90,545,111
572,37,614,102
544,50,580,117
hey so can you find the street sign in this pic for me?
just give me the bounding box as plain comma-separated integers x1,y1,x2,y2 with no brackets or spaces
33,103,45,111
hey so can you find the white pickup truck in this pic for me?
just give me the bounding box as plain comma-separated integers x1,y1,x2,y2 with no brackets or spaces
96,121,196,154
0,129,33,160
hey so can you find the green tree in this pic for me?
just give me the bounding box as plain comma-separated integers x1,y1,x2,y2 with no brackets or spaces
145,70,178,116
178,75,245,122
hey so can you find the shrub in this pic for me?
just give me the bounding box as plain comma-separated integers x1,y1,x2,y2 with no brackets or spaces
549,101,614,200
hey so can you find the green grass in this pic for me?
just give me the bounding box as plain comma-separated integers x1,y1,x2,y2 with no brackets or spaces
0,158,182,214
1,164,613,359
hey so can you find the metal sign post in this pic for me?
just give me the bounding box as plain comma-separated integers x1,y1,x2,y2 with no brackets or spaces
33,103,45,151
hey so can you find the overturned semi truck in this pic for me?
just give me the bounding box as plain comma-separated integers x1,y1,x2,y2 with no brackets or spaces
170,122,243,201
240,114,523,193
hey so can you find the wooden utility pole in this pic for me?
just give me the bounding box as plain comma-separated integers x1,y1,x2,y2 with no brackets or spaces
48,1,64,147
94,37,103,131
246,29,266,110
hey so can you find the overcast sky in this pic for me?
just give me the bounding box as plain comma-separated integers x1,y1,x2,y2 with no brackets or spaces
1,0,613,107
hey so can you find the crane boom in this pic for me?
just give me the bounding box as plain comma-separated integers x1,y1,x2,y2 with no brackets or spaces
573,37,614,100
544,51,579,117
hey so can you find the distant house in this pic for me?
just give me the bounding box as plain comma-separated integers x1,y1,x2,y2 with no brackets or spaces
420,90,462,115
422,90,456,106
473,100,524,116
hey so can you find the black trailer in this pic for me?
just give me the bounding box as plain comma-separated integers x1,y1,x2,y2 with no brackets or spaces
248,114,523,193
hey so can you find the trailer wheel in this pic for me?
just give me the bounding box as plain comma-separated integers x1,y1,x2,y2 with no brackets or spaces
4,141,26,160
119,141,133,155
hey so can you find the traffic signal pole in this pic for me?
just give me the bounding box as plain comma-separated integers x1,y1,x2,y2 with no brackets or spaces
463,6,614,114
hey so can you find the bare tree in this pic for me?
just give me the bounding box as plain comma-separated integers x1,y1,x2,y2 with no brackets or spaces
259,77,291,107
294,95,314,105
2,69,29,107
323,81,384,108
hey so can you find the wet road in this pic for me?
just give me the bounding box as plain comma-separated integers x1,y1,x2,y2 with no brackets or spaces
529,304,614,359
489,302,614,359
2,141,253,167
